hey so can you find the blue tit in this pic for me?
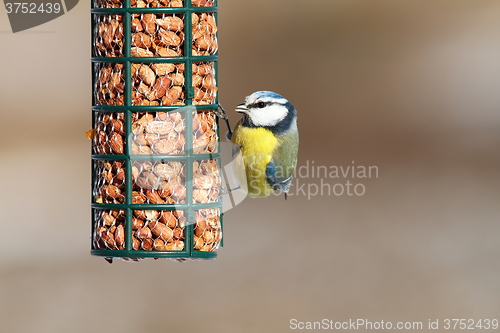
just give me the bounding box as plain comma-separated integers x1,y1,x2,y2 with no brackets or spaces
229,91,299,199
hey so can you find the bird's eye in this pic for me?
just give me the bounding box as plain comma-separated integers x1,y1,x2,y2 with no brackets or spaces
257,102,266,108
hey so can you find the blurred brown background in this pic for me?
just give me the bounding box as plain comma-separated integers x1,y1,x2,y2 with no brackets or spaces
1,0,500,332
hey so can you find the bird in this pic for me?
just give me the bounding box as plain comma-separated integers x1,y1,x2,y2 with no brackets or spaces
227,91,299,199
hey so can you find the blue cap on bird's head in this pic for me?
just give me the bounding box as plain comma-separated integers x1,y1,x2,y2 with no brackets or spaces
249,90,286,100
243,91,289,107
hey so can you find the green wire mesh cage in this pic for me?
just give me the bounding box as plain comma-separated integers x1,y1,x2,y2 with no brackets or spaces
90,0,222,261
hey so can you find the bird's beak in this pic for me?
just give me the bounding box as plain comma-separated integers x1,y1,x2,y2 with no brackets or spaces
235,104,248,113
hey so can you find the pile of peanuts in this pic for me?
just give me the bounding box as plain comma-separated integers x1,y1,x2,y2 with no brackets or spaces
93,112,126,155
94,160,127,204
94,62,216,106
94,0,215,9
93,159,221,205
93,110,218,156
93,208,221,252
131,160,187,205
131,112,186,155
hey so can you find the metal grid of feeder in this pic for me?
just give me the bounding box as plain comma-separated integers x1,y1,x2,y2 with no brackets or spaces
90,0,222,261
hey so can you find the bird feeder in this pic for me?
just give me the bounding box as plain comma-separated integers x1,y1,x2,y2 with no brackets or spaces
90,0,222,261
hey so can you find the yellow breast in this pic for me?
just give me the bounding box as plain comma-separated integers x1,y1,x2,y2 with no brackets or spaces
231,125,279,198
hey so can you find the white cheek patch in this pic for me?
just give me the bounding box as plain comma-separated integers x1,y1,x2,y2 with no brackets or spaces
249,104,288,127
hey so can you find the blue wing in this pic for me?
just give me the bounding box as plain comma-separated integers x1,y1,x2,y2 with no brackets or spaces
265,161,293,193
